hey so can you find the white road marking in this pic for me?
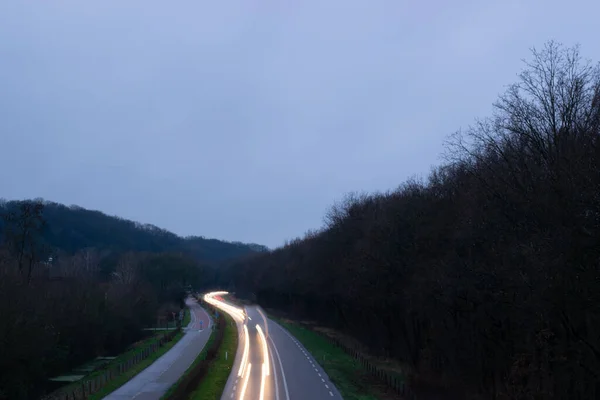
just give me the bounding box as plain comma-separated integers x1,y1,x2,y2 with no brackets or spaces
239,363,252,400
268,339,280,400
271,320,340,398
268,335,290,400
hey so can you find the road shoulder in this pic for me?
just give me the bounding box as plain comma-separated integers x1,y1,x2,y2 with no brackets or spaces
103,299,212,400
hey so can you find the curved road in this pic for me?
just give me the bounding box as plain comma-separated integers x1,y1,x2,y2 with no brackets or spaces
103,298,211,400
204,292,342,400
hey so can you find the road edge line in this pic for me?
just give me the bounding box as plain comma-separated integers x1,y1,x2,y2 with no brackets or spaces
268,333,290,400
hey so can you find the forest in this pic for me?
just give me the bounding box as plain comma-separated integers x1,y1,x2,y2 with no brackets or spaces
219,42,600,399
0,200,267,263
0,200,264,399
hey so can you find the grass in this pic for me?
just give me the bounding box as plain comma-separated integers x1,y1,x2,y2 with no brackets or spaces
187,312,238,400
59,308,190,400
86,329,186,400
183,306,191,327
160,315,216,400
272,316,394,400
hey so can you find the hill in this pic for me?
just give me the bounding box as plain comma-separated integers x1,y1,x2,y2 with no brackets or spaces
220,42,600,399
0,199,268,263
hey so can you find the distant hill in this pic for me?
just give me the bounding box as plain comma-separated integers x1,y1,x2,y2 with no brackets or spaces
0,199,268,262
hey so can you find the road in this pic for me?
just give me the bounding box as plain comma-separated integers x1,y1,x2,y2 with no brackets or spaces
103,297,211,400
204,292,343,400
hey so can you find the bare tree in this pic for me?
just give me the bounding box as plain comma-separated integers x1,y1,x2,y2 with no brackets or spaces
112,252,140,285
226,41,600,400
1,200,46,284
448,41,600,166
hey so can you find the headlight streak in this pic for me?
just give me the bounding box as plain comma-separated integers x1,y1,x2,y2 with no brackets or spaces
256,324,270,400
203,291,245,322
256,324,270,376
239,363,252,400
259,363,267,400
204,291,265,400
238,324,250,377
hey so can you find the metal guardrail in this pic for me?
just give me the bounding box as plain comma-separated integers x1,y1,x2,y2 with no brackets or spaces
41,328,181,400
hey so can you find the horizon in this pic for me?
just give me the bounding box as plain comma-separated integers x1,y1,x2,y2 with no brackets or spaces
1,0,599,247
0,196,270,249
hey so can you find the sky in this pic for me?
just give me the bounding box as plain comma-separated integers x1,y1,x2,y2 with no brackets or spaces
1,0,599,248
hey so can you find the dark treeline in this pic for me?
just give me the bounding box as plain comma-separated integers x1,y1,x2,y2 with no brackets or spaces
221,42,600,399
0,201,264,399
0,200,268,263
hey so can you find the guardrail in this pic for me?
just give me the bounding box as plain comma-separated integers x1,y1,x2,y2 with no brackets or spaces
271,313,418,400
326,336,417,399
42,328,181,400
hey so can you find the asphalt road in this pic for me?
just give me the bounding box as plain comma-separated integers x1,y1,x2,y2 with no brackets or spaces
205,292,342,400
103,298,211,400
266,311,343,400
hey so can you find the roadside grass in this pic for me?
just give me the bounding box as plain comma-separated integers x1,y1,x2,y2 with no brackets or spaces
160,317,216,400
271,316,398,400
187,312,238,400
183,306,191,327
311,325,407,385
86,327,186,400
60,308,189,400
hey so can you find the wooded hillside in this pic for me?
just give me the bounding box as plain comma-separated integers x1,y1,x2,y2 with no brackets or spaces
0,200,265,399
0,199,267,262
220,42,600,399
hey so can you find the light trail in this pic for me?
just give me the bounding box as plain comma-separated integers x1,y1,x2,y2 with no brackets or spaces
256,324,270,400
257,307,269,338
203,291,256,399
238,324,250,377
203,291,245,322
259,363,267,400
256,324,270,376
239,363,252,400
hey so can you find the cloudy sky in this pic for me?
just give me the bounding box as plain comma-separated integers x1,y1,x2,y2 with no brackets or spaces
0,0,598,247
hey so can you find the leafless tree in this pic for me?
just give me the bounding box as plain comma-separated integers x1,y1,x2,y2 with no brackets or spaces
225,42,600,399
112,252,140,285
1,200,46,284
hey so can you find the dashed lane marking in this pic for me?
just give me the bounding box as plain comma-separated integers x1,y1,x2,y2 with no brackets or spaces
272,320,339,398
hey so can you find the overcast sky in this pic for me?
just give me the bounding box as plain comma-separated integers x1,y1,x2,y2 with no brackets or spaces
0,1,598,248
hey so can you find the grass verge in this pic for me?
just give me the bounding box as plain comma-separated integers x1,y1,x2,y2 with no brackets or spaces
160,318,216,399
65,307,189,400
85,327,185,400
187,312,238,400
271,316,398,400
183,306,191,327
